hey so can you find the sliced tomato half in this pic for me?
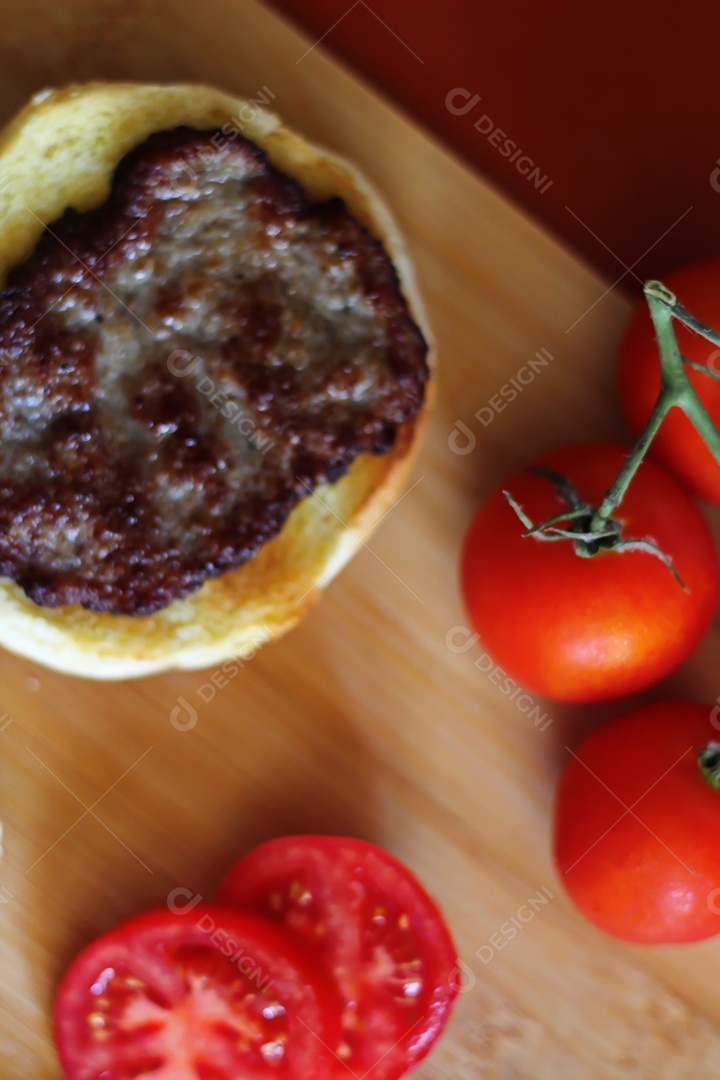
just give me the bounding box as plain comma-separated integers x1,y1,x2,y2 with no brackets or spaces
217,836,459,1080
53,905,339,1080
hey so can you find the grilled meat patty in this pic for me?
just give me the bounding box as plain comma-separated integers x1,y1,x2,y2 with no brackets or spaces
0,128,428,614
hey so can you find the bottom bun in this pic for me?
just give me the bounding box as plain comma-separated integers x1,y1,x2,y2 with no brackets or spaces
0,83,432,678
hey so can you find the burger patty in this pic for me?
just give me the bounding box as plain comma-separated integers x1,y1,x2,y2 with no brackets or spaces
0,127,429,615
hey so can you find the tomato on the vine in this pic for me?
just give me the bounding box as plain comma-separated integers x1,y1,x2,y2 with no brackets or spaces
461,442,718,703
54,905,340,1080
218,836,459,1080
554,701,720,943
619,258,720,505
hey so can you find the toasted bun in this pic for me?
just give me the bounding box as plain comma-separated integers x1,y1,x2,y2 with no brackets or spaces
0,83,432,679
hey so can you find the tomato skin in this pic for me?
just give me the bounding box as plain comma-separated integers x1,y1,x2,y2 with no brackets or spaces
461,443,718,703
54,904,340,1080
554,702,720,943
618,258,720,505
218,836,459,1080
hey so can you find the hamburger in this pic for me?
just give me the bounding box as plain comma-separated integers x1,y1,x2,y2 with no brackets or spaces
0,83,432,678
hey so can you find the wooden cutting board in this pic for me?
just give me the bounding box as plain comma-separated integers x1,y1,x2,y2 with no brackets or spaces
1,2,720,1077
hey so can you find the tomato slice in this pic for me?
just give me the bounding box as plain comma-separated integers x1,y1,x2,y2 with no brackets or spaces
217,837,458,1079
54,905,339,1080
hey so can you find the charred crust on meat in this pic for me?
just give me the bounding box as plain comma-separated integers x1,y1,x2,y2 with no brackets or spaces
0,128,429,614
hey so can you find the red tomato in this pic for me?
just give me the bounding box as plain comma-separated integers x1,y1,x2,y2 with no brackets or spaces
218,836,458,1080
554,701,720,943
618,258,720,505
461,442,718,702
54,905,340,1080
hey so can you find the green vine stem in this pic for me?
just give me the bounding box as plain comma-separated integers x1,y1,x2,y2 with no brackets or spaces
505,279,720,582
699,744,720,791
589,281,720,534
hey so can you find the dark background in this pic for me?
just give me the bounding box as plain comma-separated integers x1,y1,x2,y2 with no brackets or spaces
272,0,720,292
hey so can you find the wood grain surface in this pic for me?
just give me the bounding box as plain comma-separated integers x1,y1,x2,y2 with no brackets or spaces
0,2,719,1077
